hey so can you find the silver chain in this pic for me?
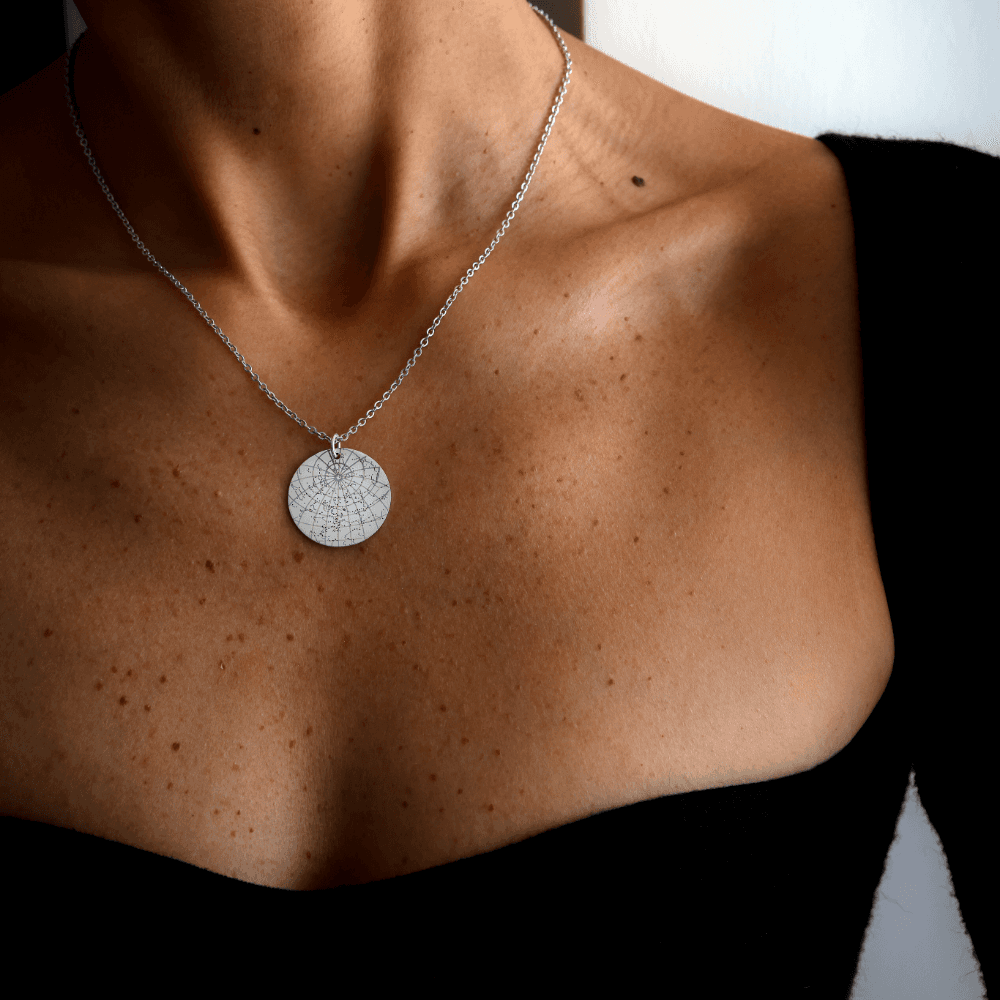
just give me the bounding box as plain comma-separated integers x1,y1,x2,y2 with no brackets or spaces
63,5,572,454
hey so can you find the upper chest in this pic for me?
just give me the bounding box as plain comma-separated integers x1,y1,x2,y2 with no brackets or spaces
0,76,892,887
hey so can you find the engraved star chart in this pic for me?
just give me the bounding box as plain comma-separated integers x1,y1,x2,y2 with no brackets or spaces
287,447,391,547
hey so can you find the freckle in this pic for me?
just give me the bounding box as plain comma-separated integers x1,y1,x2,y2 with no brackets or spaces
286,633,294,641
249,827,254,833
632,176,645,186
597,644,602,651
402,801,408,808
494,369,499,375
293,551,304,563
461,737,469,745
94,681,103,691
440,705,447,712
494,749,500,756
305,850,311,859
205,560,214,572
134,514,142,523
167,781,173,789
171,742,180,751
226,634,233,641
160,675,167,683
429,774,437,781
607,678,614,685
563,292,569,298
634,536,639,543
487,804,495,812
119,695,127,705
452,599,457,606
144,704,150,711
317,583,324,592
289,739,296,748
43,628,53,637
252,127,260,135
110,480,120,488
172,468,180,478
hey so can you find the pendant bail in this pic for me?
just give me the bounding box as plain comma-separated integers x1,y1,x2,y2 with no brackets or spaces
331,434,342,463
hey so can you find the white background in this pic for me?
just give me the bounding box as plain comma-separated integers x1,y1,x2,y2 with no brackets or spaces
583,2,992,997
583,0,998,153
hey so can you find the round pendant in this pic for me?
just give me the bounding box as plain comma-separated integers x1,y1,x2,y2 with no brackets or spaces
287,447,391,547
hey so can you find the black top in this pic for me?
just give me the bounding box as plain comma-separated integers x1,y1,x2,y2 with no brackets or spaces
3,134,995,997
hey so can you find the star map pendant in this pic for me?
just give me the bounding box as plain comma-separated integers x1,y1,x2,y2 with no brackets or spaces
287,447,391,547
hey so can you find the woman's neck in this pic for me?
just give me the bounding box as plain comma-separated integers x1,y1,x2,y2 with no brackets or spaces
69,0,570,317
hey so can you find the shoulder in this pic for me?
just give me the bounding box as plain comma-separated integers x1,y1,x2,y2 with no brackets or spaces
561,36,847,199
557,39,856,285
576,47,867,458
541,40,863,416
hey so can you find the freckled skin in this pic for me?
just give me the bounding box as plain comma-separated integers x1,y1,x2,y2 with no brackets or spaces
0,14,893,890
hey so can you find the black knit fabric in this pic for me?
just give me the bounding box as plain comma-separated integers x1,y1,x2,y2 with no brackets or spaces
3,134,994,997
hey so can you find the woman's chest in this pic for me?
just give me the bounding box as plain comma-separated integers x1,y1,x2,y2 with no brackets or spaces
0,345,891,890
0,154,893,886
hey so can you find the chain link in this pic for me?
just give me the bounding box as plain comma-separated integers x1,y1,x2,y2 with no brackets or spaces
63,4,572,451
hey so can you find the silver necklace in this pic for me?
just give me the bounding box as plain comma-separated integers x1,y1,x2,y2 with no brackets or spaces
63,6,572,547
